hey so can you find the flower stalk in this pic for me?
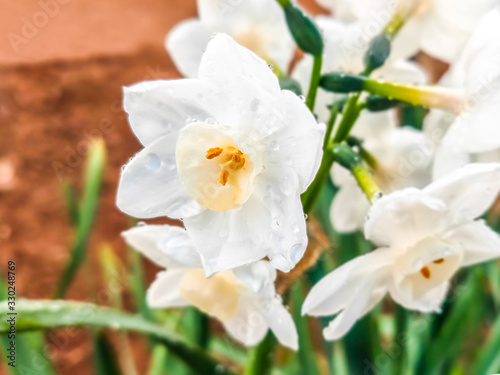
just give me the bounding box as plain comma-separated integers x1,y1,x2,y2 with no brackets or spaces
306,54,323,112
332,142,381,203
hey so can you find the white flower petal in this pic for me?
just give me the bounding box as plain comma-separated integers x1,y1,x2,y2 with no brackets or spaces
446,220,500,267
302,249,392,317
260,297,298,350
389,279,448,313
322,277,385,341
234,261,277,296
123,79,217,146
184,165,309,275
146,270,190,308
123,225,201,269
364,189,448,248
265,90,325,192
425,163,500,222
222,292,268,347
199,34,281,96
166,19,216,78
117,133,203,219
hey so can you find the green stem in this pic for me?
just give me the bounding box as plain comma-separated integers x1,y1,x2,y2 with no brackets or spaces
243,332,277,375
363,79,465,113
306,54,323,112
323,103,339,149
383,2,419,39
351,165,381,203
331,93,362,144
301,93,362,213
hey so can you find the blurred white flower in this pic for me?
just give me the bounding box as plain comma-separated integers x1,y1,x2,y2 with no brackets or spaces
303,163,500,340
316,0,497,63
123,224,298,350
426,8,500,178
117,34,325,275
166,0,294,78
292,16,426,123
330,126,433,233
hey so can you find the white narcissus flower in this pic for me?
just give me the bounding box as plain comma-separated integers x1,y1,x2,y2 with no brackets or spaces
303,163,500,340
292,16,427,123
166,0,294,78
316,0,497,63
123,224,298,350
330,127,433,233
117,34,325,275
425,8,500,178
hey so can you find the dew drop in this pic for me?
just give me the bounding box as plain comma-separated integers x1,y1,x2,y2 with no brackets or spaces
304,214,308,220
137,221,146,227
205,117,216,125
372,191,384,202
250,98,262,113
146,153,162,171
290,243,305,264
299,95,306,102
270,140,280,151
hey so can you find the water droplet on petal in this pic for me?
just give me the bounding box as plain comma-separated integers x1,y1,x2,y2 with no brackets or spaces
304,214,308,220
146,153,162,171
137,221,146,227
290,243,305,264
299,95,306,102
270,140,280,151
372,191,384,202
250,98,262,113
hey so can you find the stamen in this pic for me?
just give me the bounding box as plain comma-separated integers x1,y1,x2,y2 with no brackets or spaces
220,170,229,186
420,266,431,279
433,258,444,264
206,147,223,159
228,153,246,169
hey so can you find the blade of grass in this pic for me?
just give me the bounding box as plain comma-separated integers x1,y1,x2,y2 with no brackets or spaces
100,244,138,375
0,299,235,375
94,331,122,375
474,311,500,375
62,181,80,226
55,139,106,298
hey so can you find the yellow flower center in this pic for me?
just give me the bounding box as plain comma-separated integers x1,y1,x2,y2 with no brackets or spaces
176,122,260,211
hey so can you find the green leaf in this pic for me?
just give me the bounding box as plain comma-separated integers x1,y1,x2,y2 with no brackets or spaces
0,300,235,375
55,139,106,298
291,281,322,375
94,331,122,375
62,182,80,227
243,332,277,375
474,312,500,375
283,4,323,56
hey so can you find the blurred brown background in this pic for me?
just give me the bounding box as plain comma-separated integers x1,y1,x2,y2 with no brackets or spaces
0,0,328,373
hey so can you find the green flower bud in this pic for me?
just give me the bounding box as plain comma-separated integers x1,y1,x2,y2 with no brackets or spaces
365,95,399,112
320,73,365,93
283,4,323,56
364,34,391,72
279,76,302,95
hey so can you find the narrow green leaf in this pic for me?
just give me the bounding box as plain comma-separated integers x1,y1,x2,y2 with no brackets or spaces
94,331,122,375
243,332,277,375
0,300,235,375
291,281,322,375
55,139,106,298
474,312,500,375
62,182,80,227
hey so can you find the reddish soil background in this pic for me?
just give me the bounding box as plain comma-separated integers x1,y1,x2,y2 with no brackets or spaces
0,0,327,374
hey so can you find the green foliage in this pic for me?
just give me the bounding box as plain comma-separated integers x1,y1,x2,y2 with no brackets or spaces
282,4,323,56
